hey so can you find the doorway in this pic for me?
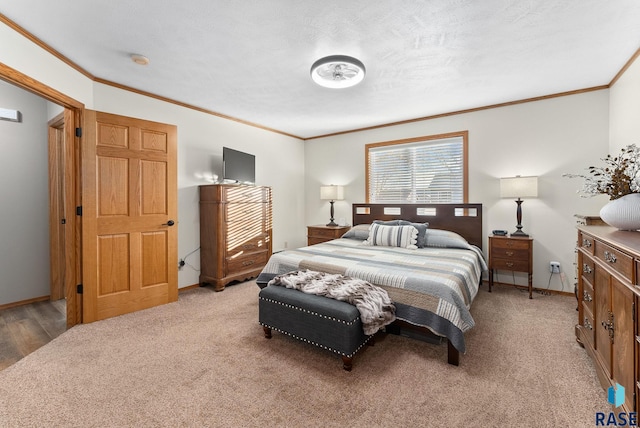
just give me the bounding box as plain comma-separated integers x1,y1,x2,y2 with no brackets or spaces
1,62,84,328
48,110,79,326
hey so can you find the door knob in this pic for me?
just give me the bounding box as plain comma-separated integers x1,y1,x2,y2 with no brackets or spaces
162,220,175,226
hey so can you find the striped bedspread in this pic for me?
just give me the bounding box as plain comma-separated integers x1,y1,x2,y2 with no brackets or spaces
260,237,487,353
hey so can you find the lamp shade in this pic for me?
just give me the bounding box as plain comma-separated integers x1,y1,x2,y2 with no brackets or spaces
500,176,538,198
320,185,344,201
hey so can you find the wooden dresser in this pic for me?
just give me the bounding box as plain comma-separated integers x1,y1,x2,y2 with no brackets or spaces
576,226,640,413
199,184,272,291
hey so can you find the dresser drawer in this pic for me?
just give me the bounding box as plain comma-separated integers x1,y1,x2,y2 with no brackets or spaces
223,186,269,203
578,231,595,255
580,257,595,285
581,303,595,347
582,280,594,315
226,233,270,256
226,250,269,274
491,258,529,272
595,240,634,282
226,202,269,222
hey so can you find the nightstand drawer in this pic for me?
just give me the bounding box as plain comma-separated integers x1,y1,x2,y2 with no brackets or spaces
309,227,342,239
491,248,529,261
308,237,330,246
491,238,531,251
492,258,529,272
307,225,351,245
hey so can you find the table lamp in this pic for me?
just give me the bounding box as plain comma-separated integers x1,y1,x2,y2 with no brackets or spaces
500,176,538,237
320,185,344,227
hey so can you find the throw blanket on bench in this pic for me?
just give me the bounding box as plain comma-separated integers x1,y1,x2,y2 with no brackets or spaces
268,270,396,335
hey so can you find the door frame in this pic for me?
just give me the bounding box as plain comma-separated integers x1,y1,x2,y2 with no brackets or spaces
0,62,84,327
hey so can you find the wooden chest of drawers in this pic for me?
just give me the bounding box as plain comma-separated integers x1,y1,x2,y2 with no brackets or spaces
576,226,640,414
488,235,534,298
199,184,272,291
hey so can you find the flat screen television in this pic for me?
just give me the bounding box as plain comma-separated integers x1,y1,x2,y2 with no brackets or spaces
223,147,255,184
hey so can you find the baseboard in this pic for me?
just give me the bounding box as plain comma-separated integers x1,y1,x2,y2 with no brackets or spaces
483,280,576,298
0,295,50,311
178,284,201,293
2,285,207,311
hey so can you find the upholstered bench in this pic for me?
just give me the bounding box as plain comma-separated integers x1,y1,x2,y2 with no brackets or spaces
258,280,374,371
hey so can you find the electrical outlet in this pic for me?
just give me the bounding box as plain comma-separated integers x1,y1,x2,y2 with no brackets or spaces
550,261,560,273
178,259,185,270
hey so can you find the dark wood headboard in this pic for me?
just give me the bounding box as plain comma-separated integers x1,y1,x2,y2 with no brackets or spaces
352,203,483,249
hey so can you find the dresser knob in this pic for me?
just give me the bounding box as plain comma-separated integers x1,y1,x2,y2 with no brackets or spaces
604,251,617,264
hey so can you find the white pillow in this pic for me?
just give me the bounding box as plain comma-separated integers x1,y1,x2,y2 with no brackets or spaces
364,224,418,249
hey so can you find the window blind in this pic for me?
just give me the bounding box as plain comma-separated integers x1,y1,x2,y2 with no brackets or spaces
367,136,465,203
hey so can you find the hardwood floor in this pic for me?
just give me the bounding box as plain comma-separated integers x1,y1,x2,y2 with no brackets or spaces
0,299,66,371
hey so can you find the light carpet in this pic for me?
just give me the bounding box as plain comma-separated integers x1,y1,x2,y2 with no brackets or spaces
0,282,607,427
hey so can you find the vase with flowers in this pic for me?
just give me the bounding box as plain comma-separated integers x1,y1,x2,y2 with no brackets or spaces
563,144,640,230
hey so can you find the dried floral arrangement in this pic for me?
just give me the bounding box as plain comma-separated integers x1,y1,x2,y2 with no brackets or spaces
563,144,640,200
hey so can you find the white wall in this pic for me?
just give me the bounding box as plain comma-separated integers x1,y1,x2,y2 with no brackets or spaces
0,20,306,299
93,83,306,288
1,17,637,299
610,54,640,151
305,91,610,293
0,80,50,305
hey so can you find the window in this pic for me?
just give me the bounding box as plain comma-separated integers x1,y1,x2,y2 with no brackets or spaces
366,132,468,203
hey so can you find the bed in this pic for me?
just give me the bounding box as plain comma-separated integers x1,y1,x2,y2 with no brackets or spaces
259,203,486,365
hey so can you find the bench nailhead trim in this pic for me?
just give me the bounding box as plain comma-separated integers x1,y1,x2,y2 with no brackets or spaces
258,296,373,358
259,296,360,326
259,322,372,358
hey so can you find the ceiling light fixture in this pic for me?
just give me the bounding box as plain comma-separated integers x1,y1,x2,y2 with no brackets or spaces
310,55,365,89
131,54,150,66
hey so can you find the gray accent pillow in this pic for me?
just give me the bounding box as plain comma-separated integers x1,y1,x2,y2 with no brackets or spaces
341,224,371,240
373,219,403,225
399,220,429,248
364,224,418,249
423,228,472,250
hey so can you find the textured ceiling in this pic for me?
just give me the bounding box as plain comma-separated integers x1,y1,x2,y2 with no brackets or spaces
2,1,640,139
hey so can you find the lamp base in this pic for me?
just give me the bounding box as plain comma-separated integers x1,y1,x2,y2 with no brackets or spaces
326,221,339,227
511,228,529,237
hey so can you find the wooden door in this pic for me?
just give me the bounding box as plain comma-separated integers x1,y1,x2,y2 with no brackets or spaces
48,115,66,301
48,108,80,327
82,111,177,322
594,268,612,377
611,276,635,411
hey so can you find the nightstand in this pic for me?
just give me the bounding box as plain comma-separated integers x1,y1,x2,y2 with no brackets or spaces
488,235,534,298
307,225,351,246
